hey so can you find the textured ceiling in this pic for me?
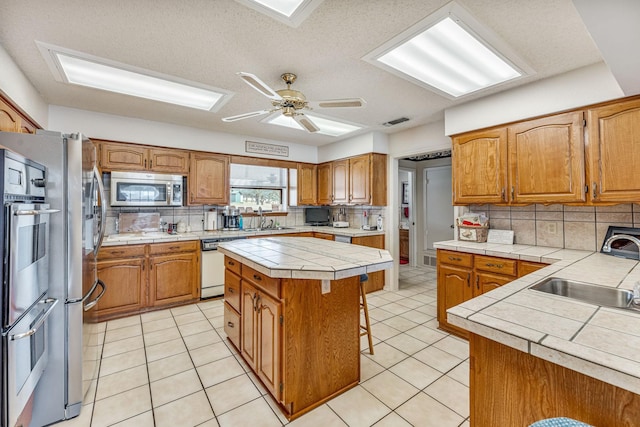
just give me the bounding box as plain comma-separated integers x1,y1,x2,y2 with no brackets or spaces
0,0,603,146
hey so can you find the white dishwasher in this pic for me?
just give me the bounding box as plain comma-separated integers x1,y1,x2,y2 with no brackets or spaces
200,236,246,299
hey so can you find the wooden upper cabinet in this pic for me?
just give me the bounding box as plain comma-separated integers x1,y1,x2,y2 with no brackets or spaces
99,141,189,174
587,98,640,203
297,163,317,205
508,111,586,204
0,97,21,133
452,127,508,204
188,152,230,205
317,162,333,205
349,154,370,204
332,159,349,204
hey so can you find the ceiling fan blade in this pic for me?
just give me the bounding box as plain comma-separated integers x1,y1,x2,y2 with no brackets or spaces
222,109,271,122
294,114,320,133
313,98,366,108
237,72,283,101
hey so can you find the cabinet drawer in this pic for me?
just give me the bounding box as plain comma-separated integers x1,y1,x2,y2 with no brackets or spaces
225,270,241,312
224,256,241,275
474,255,517,276
224,302,240,350
242,265,280,299
98,244,145,260
437,249,473,268
149,240,198,255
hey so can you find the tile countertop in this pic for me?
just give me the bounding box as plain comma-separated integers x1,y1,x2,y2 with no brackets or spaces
217,237,393,281
101,226,385,247
434,240,640,396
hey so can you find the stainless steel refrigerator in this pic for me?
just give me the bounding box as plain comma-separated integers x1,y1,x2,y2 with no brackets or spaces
0,131,106,425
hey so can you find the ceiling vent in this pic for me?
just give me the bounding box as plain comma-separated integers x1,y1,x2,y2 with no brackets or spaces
383,117,410,127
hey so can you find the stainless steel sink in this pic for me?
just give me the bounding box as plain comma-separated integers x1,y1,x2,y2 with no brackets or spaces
530,277,639,312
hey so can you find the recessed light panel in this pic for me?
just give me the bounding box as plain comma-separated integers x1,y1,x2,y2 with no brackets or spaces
37,42,233,111
265,113,361,137
235,0,323,27
364,1,532,98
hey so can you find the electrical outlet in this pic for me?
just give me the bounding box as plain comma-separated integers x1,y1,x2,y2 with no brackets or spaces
547,222,557,234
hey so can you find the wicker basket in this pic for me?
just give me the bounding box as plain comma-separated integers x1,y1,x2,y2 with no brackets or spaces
457,225,489,242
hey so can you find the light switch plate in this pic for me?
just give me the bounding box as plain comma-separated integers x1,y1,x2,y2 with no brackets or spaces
321,280,331,294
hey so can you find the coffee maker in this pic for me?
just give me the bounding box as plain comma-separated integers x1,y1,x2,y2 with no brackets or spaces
222,207,240,230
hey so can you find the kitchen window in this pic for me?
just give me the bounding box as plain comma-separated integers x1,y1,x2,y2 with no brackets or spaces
230,164,289,211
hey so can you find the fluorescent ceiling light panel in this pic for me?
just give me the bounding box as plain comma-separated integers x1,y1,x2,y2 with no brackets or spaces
363,1,532,98
36,42,233,111
235,0,323,27
265,113,362,137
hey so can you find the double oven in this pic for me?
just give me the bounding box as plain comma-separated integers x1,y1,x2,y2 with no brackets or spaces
1,150,58,427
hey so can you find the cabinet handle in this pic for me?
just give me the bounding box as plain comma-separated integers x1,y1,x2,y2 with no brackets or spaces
466,273,470,287
110,250,125,256
485,263,503,268
256,294,261,311
511,186,515,201
227,321,234,328
169,246,180,250
253,274,262,282
150,160,152,168
228,261,235,266
501,187,506,201
592,182,597,199
476,275,479,290
144,159,147,168
228,287,234,293
448,256,462,262
191,192,194,202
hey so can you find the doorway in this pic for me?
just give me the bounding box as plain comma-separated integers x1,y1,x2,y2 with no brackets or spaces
398,168,414,265
424,165,454,264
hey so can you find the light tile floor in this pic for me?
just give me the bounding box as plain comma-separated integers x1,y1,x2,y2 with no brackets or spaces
58,264,470,427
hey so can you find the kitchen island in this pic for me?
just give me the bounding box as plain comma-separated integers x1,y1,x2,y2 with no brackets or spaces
435,240,640,426
217,237,392,420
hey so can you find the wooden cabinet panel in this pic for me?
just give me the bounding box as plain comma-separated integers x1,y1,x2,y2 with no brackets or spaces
437,262,472,338
518,260,548,277
452,127,508,204
349,154,370,204
508,111,586,203
352,234,385,293
474,271,512,297
474,254,517,276
242,264,280,299
148,148,189,174
149,252,200,306
99,142,148,171
96,258,146,318
256,292,281,400
587,97,640,202
224,270,241,312
437,249,473,268
241,281,258,368
0,97,21,133
224,255,241,275
148,240,198,255
98,244,146,260
399,229,409,261
332,159,349,204
224,302,241,349
188,152,230,205
297,163,317,205
312,232,334,240
317,162,333,205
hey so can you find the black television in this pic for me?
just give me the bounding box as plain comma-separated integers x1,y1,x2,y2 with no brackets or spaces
304,207,330,225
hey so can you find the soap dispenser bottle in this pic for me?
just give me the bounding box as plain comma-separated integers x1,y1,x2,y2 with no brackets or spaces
376,214,383,231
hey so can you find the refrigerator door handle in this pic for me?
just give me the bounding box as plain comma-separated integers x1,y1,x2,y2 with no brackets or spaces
14,209,61,216
93,165,107,256
83,279,106,311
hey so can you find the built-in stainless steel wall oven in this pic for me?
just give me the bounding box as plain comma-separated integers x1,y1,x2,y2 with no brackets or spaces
1,150,58,427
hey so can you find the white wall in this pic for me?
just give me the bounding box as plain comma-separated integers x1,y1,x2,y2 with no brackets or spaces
0,44,49,127
388,120,451,157
48,105,318,162
445,62,624,135
317,131,389,163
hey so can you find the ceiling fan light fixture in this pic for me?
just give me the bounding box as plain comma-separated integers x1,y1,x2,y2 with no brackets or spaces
238,72,282,100
264,112,362,137
317,98,365,108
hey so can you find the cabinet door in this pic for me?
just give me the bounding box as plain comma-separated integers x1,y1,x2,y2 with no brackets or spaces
149,148,189,174
99,142,148,171
349,154,370,204
473,272,512,297
352,235,385,292
297,163,317,205
149,252,199,306
257,292,281,400
587,98,640,202
518,260,547,278
317,162,333,205
0,97,21,133
96,258,146,319
188,152,230,205
332,159,349,204
241,281,259,370
437,263,472,337
509,111,586,203
452,128,508,204
399,229,409,260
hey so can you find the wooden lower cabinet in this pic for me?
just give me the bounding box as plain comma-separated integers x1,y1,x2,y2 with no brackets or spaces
96,241,200,321
399,229,409,261
224,258,360,420
470,334,640,426
352,234,385,293
437,249,545,338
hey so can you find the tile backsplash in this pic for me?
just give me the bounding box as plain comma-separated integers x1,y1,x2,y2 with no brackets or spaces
469,203,640,251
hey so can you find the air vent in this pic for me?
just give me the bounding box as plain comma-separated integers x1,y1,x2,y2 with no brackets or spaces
383,117,409,127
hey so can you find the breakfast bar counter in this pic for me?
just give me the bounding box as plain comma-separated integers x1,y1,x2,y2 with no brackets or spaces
217,237,392,420
434,240,640,426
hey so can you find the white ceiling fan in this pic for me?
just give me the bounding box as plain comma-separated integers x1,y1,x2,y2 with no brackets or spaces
222,72,365,133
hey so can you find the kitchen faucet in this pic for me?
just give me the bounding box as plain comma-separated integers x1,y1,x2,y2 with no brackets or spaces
258,206,264,229
602,234,640,259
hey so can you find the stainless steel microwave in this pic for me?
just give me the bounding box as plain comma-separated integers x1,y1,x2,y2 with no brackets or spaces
110,171,184,206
